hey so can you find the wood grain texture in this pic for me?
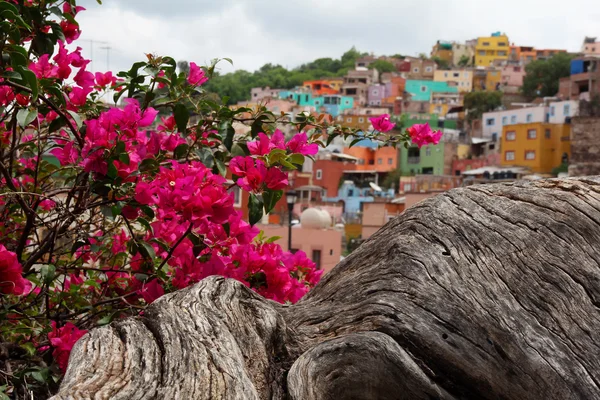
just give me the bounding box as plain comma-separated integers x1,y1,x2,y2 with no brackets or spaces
51,177,600,399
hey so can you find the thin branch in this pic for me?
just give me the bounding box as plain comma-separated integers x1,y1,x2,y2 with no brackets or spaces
157,222,193,270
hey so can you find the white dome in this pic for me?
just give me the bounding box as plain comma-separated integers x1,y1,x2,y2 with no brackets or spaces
300,208,329,229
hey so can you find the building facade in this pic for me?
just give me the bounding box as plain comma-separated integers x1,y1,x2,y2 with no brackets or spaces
482,106,548,140
433,69,473,92
500,122,571,173
475,33,510,66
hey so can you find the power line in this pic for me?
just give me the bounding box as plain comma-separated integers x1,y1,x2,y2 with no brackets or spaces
80,39,108,72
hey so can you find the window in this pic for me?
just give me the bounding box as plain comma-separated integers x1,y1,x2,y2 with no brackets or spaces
478,50,486,56
421,86,428,92
372,89,379,95
312,250,322,269
253,93,258,97
345,100,350,105
497,51,507,56
358,117,364,123
464,72,469,78
377,158,382,165
444,72,448,77
506,131,516,141
358,159,365,165
305,95,309,102
425,147,432,156
228,186,242,208
502,116,508,124
346,118,352,123
525,151,536,160
453,72,460,78
404,183,412,192
316,169,322,180
482,42,490,46
413,67,419,73
545,129,551,139
527,129,537,139
348,189,354,196
486,118,495,126
505,151,515,161
526,114,532,122
490,71,498,76
510,115,516,124
314,100,320,105
388,158,393,165
425,66,433,72
492,133,498,142
550,106,555,116
498,42,507,46
422,167,434,174
564,104,570,116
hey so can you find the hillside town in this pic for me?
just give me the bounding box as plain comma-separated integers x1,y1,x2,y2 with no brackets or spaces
229,33,600,270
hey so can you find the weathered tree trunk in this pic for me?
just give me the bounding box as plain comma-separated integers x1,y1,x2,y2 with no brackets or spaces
51,177,600,399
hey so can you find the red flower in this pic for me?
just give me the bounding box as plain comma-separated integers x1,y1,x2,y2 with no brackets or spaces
15,93,30,106
0,245,31,295
29,54,58,79
286,132,318,156
407,123,443,148
47,321,87,373
369,114,395,132
138,279,164,304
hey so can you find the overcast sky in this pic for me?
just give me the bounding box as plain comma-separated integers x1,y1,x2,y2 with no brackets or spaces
76,0,600,75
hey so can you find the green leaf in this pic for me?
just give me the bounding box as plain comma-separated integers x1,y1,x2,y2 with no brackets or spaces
349,138,364,147
173,143,189,159
265,236,281,244
214,158,226,177
220,121,235,151
18,66,38,101
173,103,189,134
138,241,156,260
40,265,56,284
71,239,89,254
262,190,283,215
9,49,27,70
136,217,153,233
17,109,37,128
119,153,130,164
0,1,19,14
139,158,159,173
67,110,83,129
140,205,155,219
20,342,36,357
42,154,60,168
106,162,118,179
248,194,264,226
97,311,119,326
287,153,305,166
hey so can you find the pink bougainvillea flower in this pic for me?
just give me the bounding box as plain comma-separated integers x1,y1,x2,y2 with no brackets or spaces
156,70,167,89
407,123,443,148
94,71,116,88
138,279,165,304
158,115,176,131
60,20,81,44
286,132,318,156
39,199,56,211
0,245,31,296
369,114,395,133
15,93,30,106
229,156,255,177
74,65,95,89
69,86,92,107
47,321,87,373
50,141,79,166
0,86,15,106
248,130,287,156
187,62,208,86
29,54,58,79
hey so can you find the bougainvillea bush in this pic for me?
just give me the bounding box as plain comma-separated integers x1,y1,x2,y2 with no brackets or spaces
0,1,440,397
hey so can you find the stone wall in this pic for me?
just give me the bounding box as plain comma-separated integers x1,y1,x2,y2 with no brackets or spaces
569,117,600,176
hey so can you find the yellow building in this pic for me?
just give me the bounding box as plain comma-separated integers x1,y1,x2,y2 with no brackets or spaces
475,34,510,66
324,78,344,92
485,69,502,91
433,69,473,92
431,41,454,64
501,123,571,173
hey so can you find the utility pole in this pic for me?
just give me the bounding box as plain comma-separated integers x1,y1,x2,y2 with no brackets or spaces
99,45,112,71
79,39,108,72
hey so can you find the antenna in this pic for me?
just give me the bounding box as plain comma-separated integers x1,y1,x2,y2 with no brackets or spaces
79,39,108,72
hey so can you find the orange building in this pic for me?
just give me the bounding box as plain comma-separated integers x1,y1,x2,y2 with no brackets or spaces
338,114,374,131
501,123,571,173
303,80,339,95
343,146,399,172
509,45,567,64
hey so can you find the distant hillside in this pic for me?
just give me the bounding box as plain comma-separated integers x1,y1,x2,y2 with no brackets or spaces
202,48,372,104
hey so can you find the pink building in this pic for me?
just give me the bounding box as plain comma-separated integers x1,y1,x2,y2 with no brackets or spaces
501,65,526,88
582,37,600,55
250,86,282,101
257,224,342,274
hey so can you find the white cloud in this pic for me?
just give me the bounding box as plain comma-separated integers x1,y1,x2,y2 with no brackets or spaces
75,0,600,75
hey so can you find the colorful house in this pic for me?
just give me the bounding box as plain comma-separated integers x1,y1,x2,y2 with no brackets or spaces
303,80,339,95
278,90,353,117
404,80,459,102
433,69,473,92
475,33,510,66
501,123,571,173
399,142,447,176
431,41,454,64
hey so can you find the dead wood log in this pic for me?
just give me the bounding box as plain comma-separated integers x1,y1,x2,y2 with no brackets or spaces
51,177,600,399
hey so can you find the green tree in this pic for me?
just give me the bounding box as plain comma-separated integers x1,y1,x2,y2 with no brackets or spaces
382,169,403,190
522,53,574,99
458,55,470,67
432,56,450,70
368,59,396,75
464,91,503,122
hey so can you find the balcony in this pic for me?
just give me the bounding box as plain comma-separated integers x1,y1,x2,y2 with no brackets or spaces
407,157,421,164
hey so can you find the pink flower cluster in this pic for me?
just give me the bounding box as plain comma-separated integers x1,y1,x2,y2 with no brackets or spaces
247,130,318,156
47,321,88,373
369,114,396,132
407,123,443,148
